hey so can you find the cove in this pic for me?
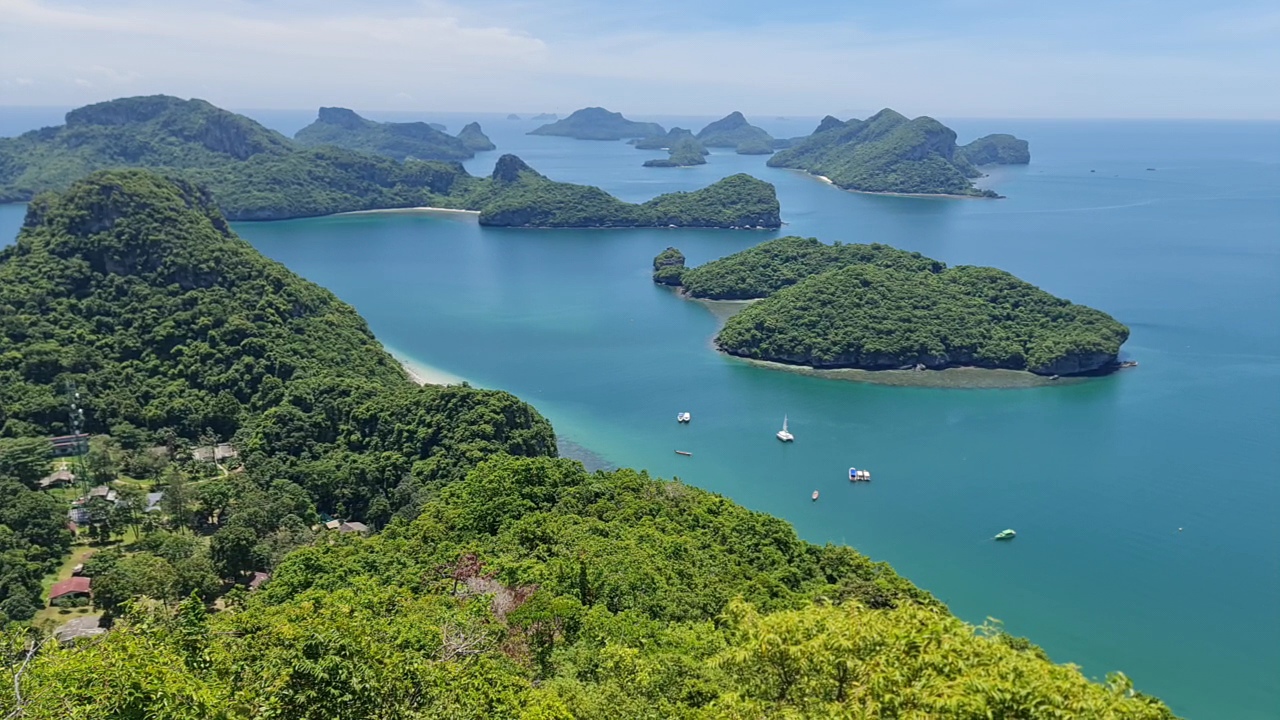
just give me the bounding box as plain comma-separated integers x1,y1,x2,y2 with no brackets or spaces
2,115,1277,718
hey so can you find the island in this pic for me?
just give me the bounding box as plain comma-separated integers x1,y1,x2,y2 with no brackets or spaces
529,106,665,140
767,109,1031,197
642,138,709,168
957,133,1031,166
471,155,777,227
696,111,777,154
507,113,522,120
456,121,496,152
633,127,697,150
294,107,474,161
530,112,558,121
0,96,779,227
655,236,1129,375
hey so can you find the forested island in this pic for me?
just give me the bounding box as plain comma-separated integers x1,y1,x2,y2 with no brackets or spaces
632,127,697,150
696,111,778,154
529,107,665,140
768,109,1031,197
642,137,709,168
0,96,779,228
0,171,1174,718
476,155,775,226
294,107,475,161
656,237,1129,375
457,121,496,152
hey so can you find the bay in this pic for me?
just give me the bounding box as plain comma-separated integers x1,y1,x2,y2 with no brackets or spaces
1,113,1277,719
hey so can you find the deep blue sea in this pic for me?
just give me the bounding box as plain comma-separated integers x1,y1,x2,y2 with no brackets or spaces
2,109,1278,719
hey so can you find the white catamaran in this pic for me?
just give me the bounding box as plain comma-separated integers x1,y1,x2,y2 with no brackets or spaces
776,415,794,442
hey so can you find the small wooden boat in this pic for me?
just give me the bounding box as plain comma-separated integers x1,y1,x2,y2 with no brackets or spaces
811,490,819,501
994,529,1016,541
675,450,692,456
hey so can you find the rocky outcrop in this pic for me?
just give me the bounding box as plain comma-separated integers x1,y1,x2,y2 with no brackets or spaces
652,247,686,285
457,122,496,152
490,154,541,184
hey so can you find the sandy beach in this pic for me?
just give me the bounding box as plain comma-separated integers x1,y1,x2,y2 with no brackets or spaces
336,206,481,217
385,346,468,386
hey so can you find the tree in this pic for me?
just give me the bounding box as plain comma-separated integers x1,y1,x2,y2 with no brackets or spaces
0,438,52,489
82,436,119,485
85,496,114,544
92,553,177,613
209,526,259,580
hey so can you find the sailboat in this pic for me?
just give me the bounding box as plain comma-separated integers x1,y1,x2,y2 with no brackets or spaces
776,415,794,442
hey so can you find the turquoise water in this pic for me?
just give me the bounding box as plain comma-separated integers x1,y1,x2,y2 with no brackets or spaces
2,115,1278,718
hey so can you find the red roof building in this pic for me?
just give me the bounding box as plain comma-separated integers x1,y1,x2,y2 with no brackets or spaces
49,576,91,602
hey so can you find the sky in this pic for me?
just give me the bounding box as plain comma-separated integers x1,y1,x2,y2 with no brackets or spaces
1,0,1278,119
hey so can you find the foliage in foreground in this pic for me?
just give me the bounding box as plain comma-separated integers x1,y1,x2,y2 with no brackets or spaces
2,455,1176,719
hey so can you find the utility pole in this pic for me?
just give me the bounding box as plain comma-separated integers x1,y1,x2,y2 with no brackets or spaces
65,381,89,487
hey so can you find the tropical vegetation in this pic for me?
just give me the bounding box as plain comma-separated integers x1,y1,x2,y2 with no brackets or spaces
658,237,1129,375
0,171,1172,717
695,111,776,154
767,109,1029,196
293,107,475,161
0,96,777,228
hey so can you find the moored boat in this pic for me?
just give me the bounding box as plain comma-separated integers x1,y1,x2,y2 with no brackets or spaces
777,415,794,442
811,490,819,501
677,412,691,423
848,467,871,482
675,450,692,456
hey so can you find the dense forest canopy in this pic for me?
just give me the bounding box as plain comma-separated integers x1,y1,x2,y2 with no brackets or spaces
4,455,1176,719
0,171,556,622
474,156,778,227
0,96,776,228
767,108,1030,196
658,237,1128,375
528,107,665,140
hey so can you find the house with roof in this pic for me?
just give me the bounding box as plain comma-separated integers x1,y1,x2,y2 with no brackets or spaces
339,521,369,534
86,485,118,503
54,616,105,643
49,577,91,605
145,491,165,513
39,468,75,489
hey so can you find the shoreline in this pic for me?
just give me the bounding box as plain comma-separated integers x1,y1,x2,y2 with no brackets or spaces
726,355,1088,389
384,346,469,386
797,170,991,200
682,294,1092,389
335,206,482,217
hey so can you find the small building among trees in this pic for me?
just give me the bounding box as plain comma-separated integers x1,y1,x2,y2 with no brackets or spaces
49,577,92,606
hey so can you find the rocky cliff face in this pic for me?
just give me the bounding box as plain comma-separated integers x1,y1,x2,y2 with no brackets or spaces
490,154,542,184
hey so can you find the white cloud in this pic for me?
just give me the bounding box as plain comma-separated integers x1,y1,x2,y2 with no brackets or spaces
0,0,1275,118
